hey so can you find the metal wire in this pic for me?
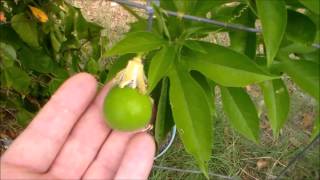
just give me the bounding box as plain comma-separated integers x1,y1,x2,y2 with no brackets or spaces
112,0,260,33
275,133,320,180
111,0,320,49
154,125,177,159
146,0,154,31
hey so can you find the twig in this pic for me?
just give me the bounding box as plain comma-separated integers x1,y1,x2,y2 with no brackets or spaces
239,166,259,180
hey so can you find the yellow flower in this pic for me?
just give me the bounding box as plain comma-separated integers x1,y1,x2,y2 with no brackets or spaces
28,6,48,23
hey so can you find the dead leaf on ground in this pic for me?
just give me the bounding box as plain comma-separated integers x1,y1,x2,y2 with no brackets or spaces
246,85,260,97
260,120,271,130
302,112,314,129
257,159,269,171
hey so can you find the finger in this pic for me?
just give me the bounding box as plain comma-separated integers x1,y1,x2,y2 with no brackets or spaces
82,131,136,180
1,73,97,172
48,81,114,179
114,133,155,180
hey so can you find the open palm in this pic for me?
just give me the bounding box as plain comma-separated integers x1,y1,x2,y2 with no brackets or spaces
1,73,155,180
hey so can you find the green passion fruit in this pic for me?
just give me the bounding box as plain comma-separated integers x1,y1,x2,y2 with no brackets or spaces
103,86,152,131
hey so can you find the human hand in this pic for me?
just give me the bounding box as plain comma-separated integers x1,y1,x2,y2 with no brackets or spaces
0,73,155,180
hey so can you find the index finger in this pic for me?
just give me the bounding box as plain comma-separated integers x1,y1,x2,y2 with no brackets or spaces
1,73,97,172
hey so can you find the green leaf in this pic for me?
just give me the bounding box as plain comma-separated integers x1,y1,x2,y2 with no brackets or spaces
184,40,207,54
105,32,165,56
148,45,175,93
183,41,276,87
280,42,318,54
106,54,135,82
11,13,39,47
229,5,257,59
2,66,31,93
155,78,174,145
19,47,56,73
173,0,197,14
256,0,287,66
210,2,239,22
0,26,24,49
286,10,316,44
0,42,16,67
85,58,100,74
220,87,260,143
152,4,171,40
300,50,320,64
311,116,319,140
191,71,215,117
169,63,212,177
50,31,61,53
16,108,34,127
159,0,176,11
48,78,64,95
280,59,319,100
299,0,319,15
260,79,290,137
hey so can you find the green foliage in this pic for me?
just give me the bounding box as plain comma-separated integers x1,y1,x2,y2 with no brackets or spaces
169,63,213,177
105,0,319,175
147,45,175,92
256,0,287,67
279,58,319,100
0,0,106,126
260,79,290,137
1,0,319,177
184,41,276,87
104,31,165,56
11,13,40,47
155,78,174,145
221,87,260,143
286,10,317,44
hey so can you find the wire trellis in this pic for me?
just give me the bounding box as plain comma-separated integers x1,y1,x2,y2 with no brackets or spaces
112,0,320,48
111,0,320,179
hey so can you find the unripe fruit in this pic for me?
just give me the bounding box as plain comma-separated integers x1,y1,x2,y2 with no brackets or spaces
103,86,152,131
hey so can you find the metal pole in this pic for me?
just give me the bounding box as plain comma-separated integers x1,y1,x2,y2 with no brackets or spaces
146,0,154,31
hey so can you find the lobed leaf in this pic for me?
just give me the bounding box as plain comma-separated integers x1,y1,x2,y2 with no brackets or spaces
169,63,213,177
155,78,174,145
299,0,319,15
148,45,175,92
260,79,290,137
286,10,316,45
220,87,260,143
183,41,277,87
256,0,287,66
105,32,165,56
279,59,319,100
